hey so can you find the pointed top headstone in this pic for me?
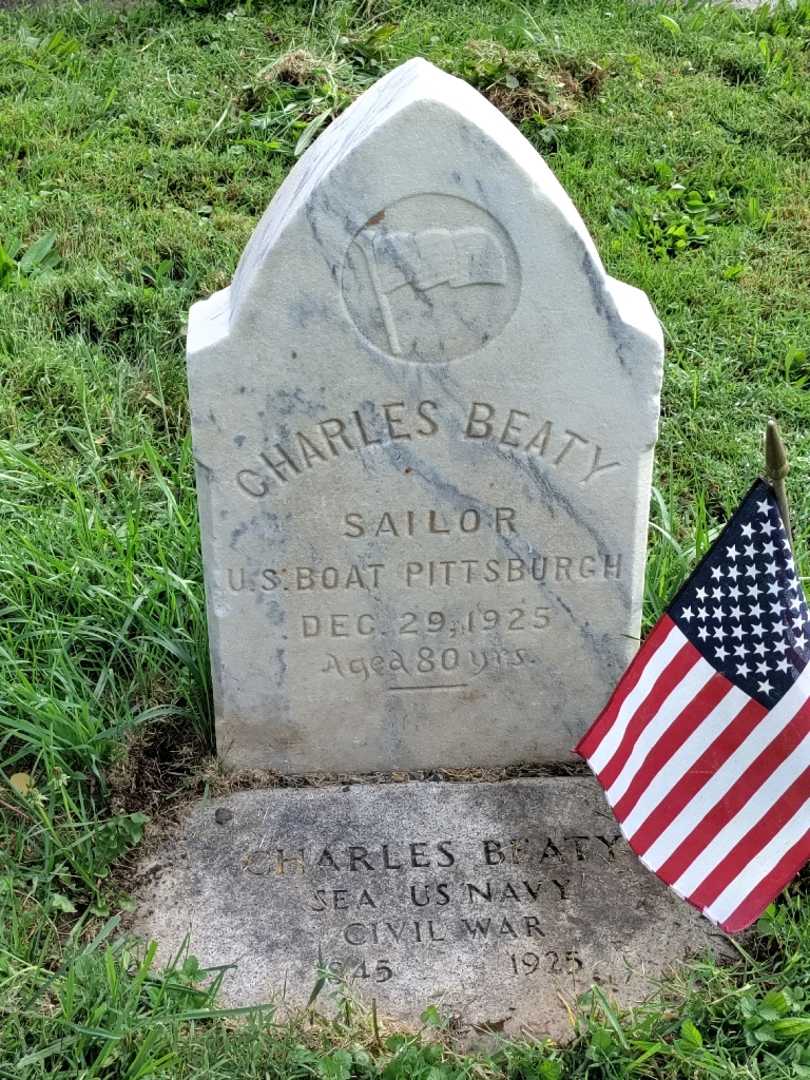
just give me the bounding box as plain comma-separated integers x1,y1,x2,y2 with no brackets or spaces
188,58,664,773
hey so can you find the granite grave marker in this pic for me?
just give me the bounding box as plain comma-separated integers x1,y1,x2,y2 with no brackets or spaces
134,781,729,1041
187,57,664,773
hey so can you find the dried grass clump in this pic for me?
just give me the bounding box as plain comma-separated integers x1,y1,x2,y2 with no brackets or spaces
464,40,608,125
263,48,322,87
485,84,558,123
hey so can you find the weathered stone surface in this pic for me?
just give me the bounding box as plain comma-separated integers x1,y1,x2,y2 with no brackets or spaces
187,58,664,773
133,780,728,1040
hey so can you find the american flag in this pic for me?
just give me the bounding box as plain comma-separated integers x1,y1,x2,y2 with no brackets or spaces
576,480,810,932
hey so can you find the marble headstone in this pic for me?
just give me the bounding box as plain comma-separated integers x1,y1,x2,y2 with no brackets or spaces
187,58,664,773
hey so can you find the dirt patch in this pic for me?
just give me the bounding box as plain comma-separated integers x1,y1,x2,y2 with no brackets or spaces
198,755,589,795
108,724,589,819
106,721,210,818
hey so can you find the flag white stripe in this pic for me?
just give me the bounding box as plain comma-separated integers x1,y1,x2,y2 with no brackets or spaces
673,732,810,896
641,664,810,871
703,797,810,925
588,624,686,774
622,686,749,840
605,659,715,806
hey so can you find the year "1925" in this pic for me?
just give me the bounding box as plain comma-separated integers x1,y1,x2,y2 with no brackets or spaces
509,950,583,976
399,606,551,636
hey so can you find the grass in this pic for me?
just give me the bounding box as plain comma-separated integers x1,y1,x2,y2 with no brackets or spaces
1,0,809,1073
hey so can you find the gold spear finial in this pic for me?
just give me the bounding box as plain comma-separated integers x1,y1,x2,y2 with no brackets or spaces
765,418,793,553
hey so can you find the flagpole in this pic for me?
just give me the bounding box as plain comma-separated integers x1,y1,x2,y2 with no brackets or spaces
356,229,402,356
765,418,793,553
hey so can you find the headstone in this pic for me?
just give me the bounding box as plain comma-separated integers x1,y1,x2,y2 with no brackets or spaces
133,780,729,1041
187,57,663,773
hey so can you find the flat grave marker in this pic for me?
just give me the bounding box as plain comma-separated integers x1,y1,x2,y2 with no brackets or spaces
134,781,729,1041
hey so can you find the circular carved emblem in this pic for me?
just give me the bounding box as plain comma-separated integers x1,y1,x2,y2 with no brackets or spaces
341,194,521,363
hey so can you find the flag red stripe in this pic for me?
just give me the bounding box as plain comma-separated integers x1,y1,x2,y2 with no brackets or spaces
627,697,766,855
719,824,810,932
613,672,731,823
688,765,810,910
655,700,810,885
575,615,675,760
596,639,702,791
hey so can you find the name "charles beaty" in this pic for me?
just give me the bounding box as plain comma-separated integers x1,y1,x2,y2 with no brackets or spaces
235,400,621,496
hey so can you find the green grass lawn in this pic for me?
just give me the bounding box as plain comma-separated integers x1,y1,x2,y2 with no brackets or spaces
1,0,810,1074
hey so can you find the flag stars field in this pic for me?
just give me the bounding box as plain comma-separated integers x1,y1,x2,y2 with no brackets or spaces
671,498,810,708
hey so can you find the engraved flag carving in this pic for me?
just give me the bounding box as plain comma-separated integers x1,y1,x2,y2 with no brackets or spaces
576,480,810,932
356,225,507,355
